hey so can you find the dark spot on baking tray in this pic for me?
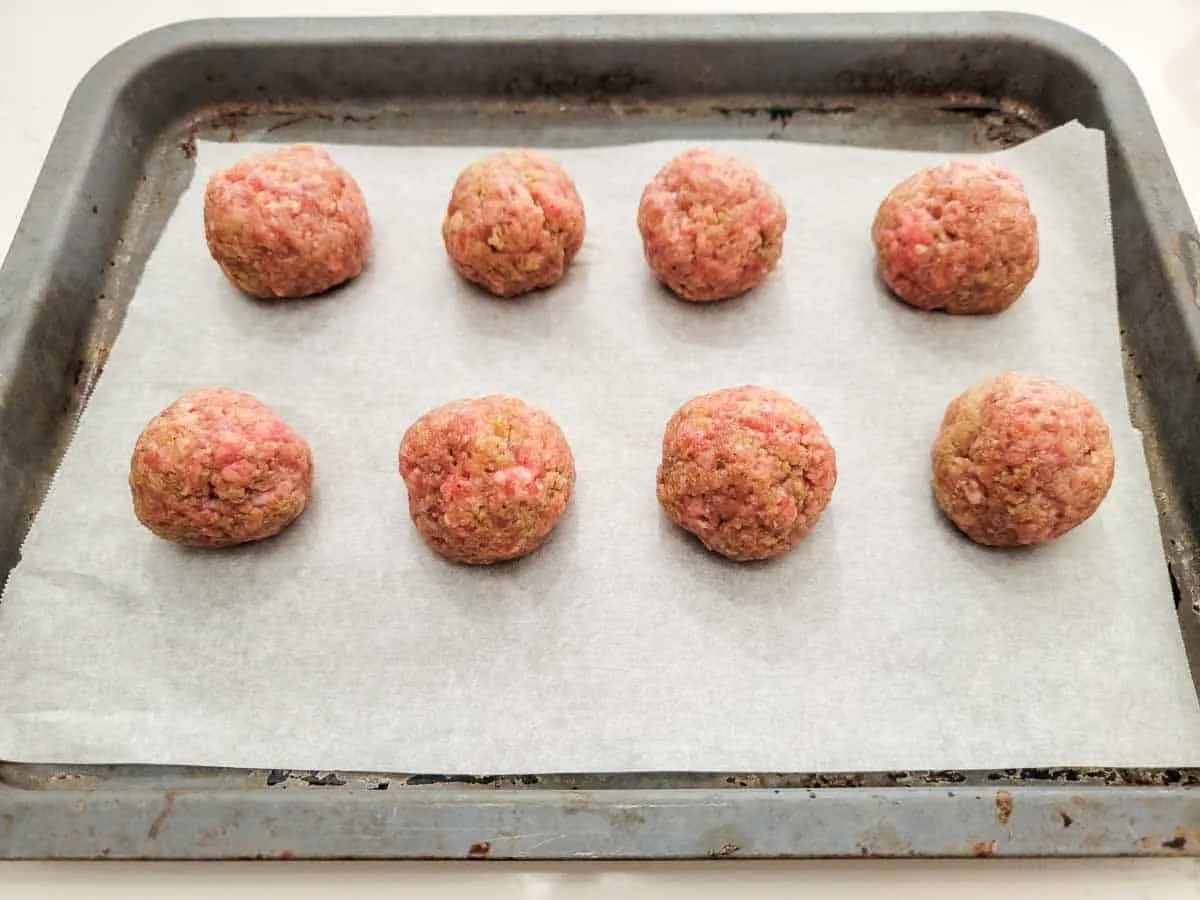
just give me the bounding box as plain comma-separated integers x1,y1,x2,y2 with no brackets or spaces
1168,563,1182,610
994,790,1013,825
266,769,288,786
1060,811,1074,827
937,102,995,117
711,104,857,127
147,791,176,840
301,772,346,786
874,770,964,786
467,841,492,858
406,773,503,786
266,113,334,133
708,843,740,858
982,767,1197,786
1019,768,1054,780
1162,835,1187,850
373,781,389,790
178,137,197,160
503,67,652,103
972,840,997,857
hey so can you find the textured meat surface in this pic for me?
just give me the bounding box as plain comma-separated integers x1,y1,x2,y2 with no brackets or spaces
871,161,1038,314
399,395,576,565
637,149,787,302
931,371,1115,546
129,388,314,547
656,386,837,561
204,143,371,298
442,150,586,298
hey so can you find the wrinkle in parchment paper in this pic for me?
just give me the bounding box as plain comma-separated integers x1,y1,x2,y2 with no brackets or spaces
1,123,1198,772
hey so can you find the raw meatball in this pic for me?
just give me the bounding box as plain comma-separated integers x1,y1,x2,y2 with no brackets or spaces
637,149,787,302
130,388,314,547
399,396,576,564
872,160,1038,314
656,386,837,561
442,150,586,298
931,371,1115,546
204,143,371,298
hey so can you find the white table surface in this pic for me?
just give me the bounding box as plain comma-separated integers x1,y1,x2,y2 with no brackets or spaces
2,0,1198,895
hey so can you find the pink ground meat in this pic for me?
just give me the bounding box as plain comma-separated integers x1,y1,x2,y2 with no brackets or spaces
931,371,1115,546
656,386,837,561
637,149,787,302
442,150,586,298
129,388,314,548
872,160,1039,314
398,395,576,565
204,143,371,299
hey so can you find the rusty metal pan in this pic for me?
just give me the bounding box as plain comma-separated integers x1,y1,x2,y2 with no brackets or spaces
0,13,1196,859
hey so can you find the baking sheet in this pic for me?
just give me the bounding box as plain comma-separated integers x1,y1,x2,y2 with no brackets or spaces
1,122,1198,772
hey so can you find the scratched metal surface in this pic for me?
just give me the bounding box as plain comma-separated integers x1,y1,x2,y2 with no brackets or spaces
0,14,1197,858
2,782,1198,859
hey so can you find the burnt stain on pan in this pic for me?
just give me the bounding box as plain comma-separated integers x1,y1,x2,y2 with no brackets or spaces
300,773,347,787
711,104,858,128
972,839,998,857
994,790,1013,825
503,67,653,103
147,791,176,840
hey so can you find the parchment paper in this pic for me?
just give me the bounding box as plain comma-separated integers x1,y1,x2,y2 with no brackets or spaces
2,123,1198,772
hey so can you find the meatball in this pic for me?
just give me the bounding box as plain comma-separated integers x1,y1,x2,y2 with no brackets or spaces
442,150,586,298
871,160,1038,314
129,388,314,548
637,149,787,302
398,396,576,564
656,386,837,561
931,372,1115,546
204,143,371,298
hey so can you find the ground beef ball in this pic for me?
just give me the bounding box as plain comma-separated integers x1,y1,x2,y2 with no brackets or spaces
872,160,1038,314
931,372,1115,547
398,396,576,564
637,149,787,302
204,143,371,298
656,386,837,561
442,150,586,298
129,388,314,548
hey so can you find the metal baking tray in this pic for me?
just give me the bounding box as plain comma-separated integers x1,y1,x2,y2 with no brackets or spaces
0,13,1197,860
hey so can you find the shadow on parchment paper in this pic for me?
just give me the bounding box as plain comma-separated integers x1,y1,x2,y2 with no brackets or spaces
207,264,376,343
410,499,583,602
924,486,1078,602
448,259,588,345
140,486,321,612
866,263,1040,372
655,508,847,654
639,270,790,351
654,505,840,584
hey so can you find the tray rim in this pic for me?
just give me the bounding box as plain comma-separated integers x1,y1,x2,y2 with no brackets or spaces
1,11,1198,860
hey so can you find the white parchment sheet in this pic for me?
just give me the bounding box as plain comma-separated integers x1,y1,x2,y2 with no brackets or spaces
2,123,1198,772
